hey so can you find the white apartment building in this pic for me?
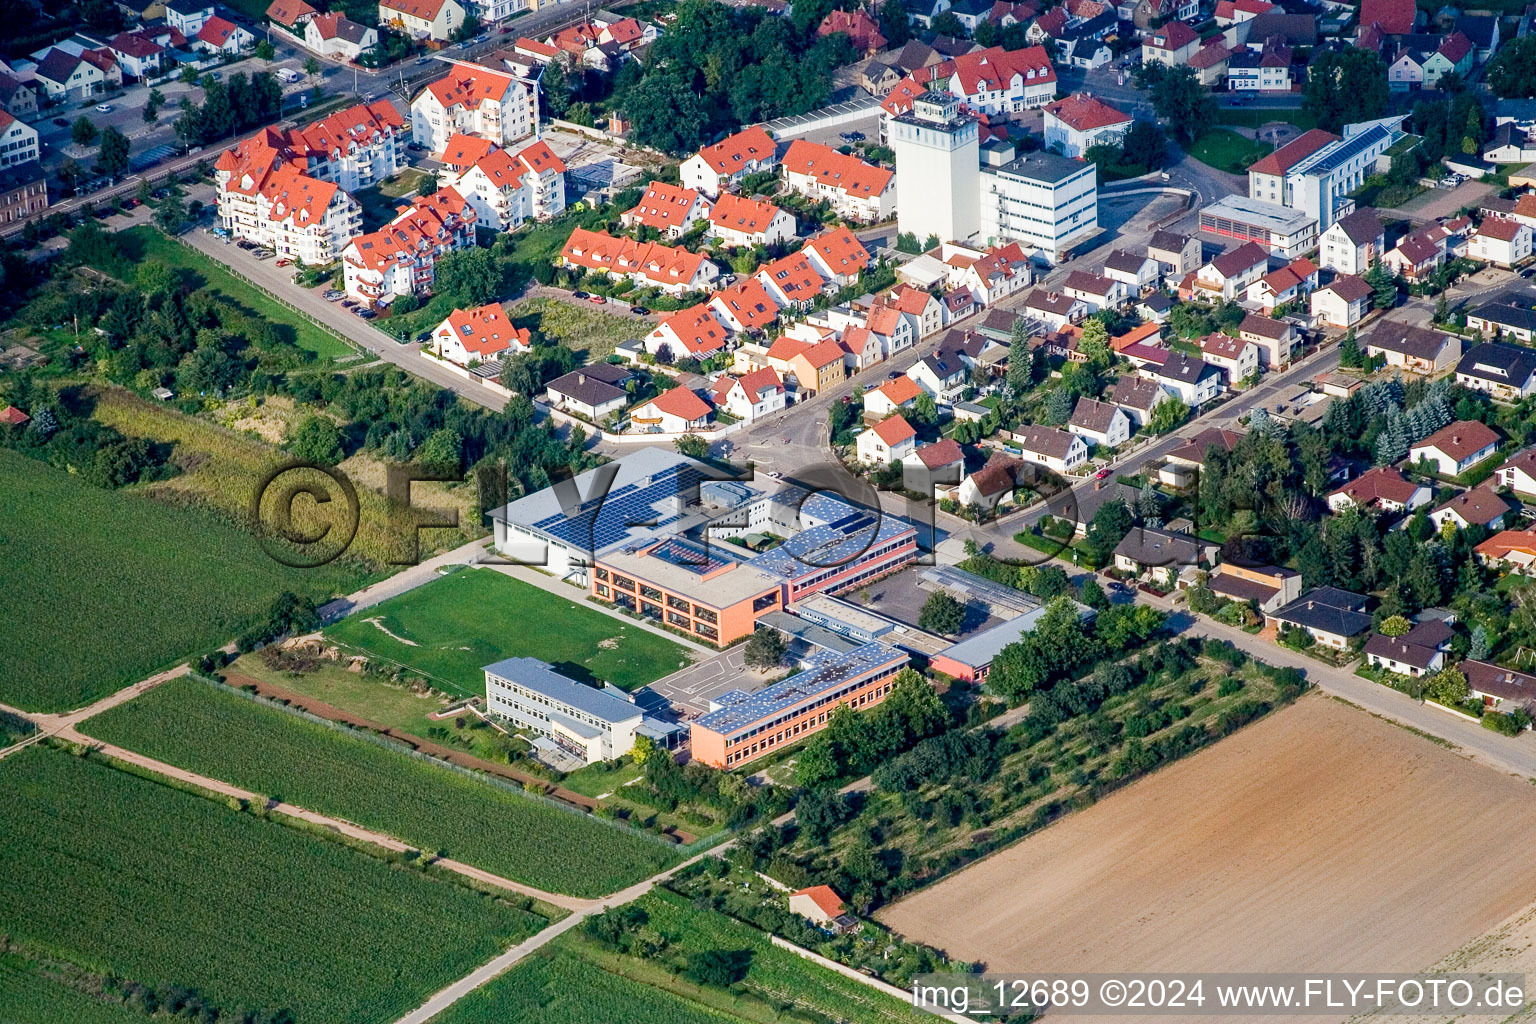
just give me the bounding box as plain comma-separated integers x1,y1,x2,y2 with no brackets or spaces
781,140,895,223
680,125,779,197
707,193,798,248
0,111,38,170
1319,207,1385,276
379,0,467,41
439,136,566,230
889,91,980,245
979,151,1099,260
485,656,657,764
274,100,410,194
214,133,363,265
341,188,478,304
411,60,537,153
1245,116,1409,232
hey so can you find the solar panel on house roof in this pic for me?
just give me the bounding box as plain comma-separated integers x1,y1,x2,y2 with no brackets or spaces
1306,126,1388,175
693,641,906,736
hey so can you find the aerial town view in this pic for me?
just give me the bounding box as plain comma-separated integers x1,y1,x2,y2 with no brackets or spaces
7,0,1536,1018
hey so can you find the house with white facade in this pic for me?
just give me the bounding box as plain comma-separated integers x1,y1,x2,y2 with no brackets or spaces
411,61,536,153
857,414,918,465
0,112,38,171
1101,249,1159,293
1189,241,1269,301
544,364,633,421
1023,288,1086,329
561,228,721,296
712,367,787,422
1319,207,1385,276
621,180,713,240
1409,420,1501,476
1011,424,1088,473
304,12,378,61
379,0,467,41
707,194,797,248
1200,333,1259,385
1310,274,1372,328
1468,218,1534,268
1146,351,1222,408
440,136,566,230
341,188,477,305
1456,342,1536,401
863,374,923,418
265,99,411,193
1062,269,1124,313
1042,92,1131,158
214,129,363,265
781,140,894,222
680,125,779,197
431,301,531,366
1068,396,1131,447
1362,322,1460,374
631,386,713,433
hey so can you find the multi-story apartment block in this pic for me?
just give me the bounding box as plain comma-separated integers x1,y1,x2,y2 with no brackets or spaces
266,100,410,193
979,151,1098,260
410,60,537,154
214,131,363,265
0,111,38,170
880,45,1058,126
438,135,566,230
781,140,895,223
341,188,477,304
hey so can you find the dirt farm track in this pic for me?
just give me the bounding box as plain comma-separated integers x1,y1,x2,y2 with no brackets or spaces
879,695,1536,984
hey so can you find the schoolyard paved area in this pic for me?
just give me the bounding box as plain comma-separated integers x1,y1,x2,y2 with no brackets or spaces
644,647,755,718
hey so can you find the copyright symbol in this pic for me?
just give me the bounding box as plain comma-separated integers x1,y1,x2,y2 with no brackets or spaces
250,460,360,569
1101,980,1126,1007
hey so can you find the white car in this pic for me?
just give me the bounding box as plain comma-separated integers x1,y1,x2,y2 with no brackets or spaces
94,104,112,113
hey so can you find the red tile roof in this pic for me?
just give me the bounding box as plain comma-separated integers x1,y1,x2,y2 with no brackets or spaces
1330,466,1421,506
265,0,317,25
912,438,963,469
426,65,517,111
793,885,846,919
655,304,730,357
781,140,893,199
1247,128,1340,177
381,0,449,19
709,278,780,330
1360,0,1416,35
802,228,871,277
650,385,713,422
626,180,708,231
708,193,786,236
440,302,530,356
693,125,778,176
872,414,917,446
873,374,923,406
1146,20,1199,50
1413,420,1499,462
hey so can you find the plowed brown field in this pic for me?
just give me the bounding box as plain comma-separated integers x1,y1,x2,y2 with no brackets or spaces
879,695,1536,978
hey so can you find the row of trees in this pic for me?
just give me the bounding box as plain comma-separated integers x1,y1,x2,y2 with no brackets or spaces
174,71,284,148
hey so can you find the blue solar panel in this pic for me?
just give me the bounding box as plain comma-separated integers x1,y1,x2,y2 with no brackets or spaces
1306,126,1388,174
533,464,709,552
694,642,907,736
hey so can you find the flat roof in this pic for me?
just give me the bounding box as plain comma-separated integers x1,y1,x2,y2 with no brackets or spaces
918,565,1042,618
758,610,866,655
986,151,1094,185
484,656,642,724
694,641,907,736
791,592,895,637
1198,195,1316,235
750,493,914,582
599,538,785,607
937,601,1094,669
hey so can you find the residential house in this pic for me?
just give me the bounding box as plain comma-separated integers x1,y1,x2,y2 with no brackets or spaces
1429,486,1519,532
195,15,253,55
1207,563,1301,613
1187,38,1232,85
1267,587,1372,649
1137,292,1174,323
430,301,531,366
1165,427,1244,469
1476,529,1536,573
544,365,633,422
1360,0,1419,35
818,8,886,53
0,112,38,171
1326,465,1431,511
1309,274,1373,328
33,48,106,102
878,45,1058,126
108,30,166,79
1497,448,1536,496
266,0,318,28
712,367,786,422
622,180,713,240
1200,333,1259,385
1463,660,1536,716
788,339,848,395
1101,249,1160,293
1246,256,1318,313
410,61,536,153
1362,322,1459,373
1141,19,1201,65
304,12,378,61
0,73,38,120
1455,12,1499,60
1363,619,1452,677
379,0,468,41
1067,396,1130,447
1147,351,1222,408
630,386,713,434
1107,375,1171,427
1147,229,1202,279
788,886,856,933
1320,208,1386,276
1062,270,1123,313
1468,302,1536,344
680,125,780,197
1012,424,1089,473
858,413,918,464
1215,0,1273,27
1023,289,1086,329
863,374,923,418
1383,227,1447,282
1042,92,1132,158
707,278,781,334
861,59,903,96
756,250,832,308
1238,312,1298,369
1409,420,1500,476
780,140,895,222
440,137,567,230
802,228,872,286
1114,526,1207,586
1456,342,1536,401
164,0,216,35
1191,241,1270,301
1485,122,1536,165
340,188,477,305
883,284,945,339
561,229,720,296
958,453,1024,508
941,241,1033,305
707,194,796,248
0,160,46,223
645,304,732,361
1468,218,1533,268
907,349,968,397
1227,39,1296,92
863,304,916,356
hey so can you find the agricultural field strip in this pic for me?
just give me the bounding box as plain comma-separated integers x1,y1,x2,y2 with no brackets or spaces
80,675,680,900
0,747,549,1024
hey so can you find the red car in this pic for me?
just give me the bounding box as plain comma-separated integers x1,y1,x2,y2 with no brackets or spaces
275,258,293,268
587,295,606,305
1094,468,1112,480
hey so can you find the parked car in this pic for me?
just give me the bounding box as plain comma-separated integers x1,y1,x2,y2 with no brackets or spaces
839,131,865,142
572,290,589,299
629,306,650,315
323,290,343,300
275,258,292,267
52,117,68,128
1095,468,1111,479
588,294,606,304
341,298,358,308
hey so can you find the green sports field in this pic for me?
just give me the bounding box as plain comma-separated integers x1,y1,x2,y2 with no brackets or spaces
0,746,547,1024
0,448,367,712
323,567,693,694
84,675,682,897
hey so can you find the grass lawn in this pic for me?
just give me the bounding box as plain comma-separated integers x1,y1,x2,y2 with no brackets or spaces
118,225,354,360
1188,129,1269,174
0,746,548,1024
83,675,681,896
381,167,432,198
0,448,369,713
508,296,643,362
324,567,694,694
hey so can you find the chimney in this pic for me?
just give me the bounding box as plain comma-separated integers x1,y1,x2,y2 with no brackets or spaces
578,374,587,385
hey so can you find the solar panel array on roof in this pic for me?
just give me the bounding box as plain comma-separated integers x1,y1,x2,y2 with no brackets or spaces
532,462,708,551
646,536,742,576
694,641,905,736
1305,126,1388,175
748,499,911,581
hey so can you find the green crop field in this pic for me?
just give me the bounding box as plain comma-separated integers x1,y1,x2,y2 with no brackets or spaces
0,746,547,1024
0,448,368,712
432,948,739,1024
83,675,681,897
324,567,693,693
119,226,354,359
0,956,150,1024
